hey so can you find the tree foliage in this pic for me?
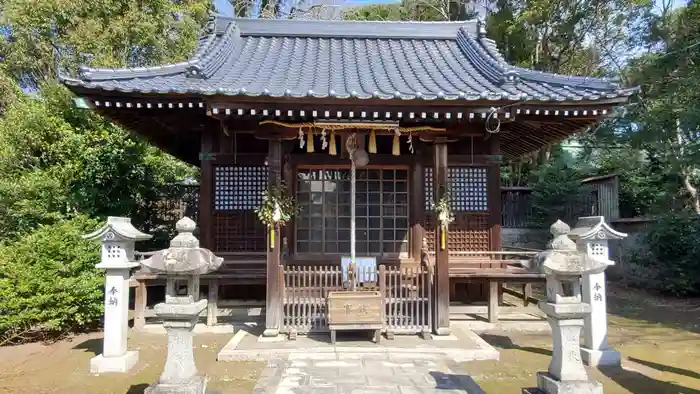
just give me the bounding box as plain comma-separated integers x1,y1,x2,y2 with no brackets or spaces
630,214,700,296
0,0,207,341
0,0,212,87
343,0,480,22
0,215,103,341
528,149,593,226
620,1,700,213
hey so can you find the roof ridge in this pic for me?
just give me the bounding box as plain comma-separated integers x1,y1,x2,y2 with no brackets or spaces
232,17,479,39
455,28,505,86
468,20,621,93
186,18,241,79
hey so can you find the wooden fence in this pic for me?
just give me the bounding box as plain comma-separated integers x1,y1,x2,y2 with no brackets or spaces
501,175,619,228
280,264,432,336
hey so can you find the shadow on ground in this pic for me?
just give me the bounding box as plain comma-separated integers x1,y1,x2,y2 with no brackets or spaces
430,371,486,394
479,333,552,356
600,365,700,394
72,337,102,356
126,383,149,393
628,357,700,379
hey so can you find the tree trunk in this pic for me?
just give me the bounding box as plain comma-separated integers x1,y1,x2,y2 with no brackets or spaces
681,173,700,214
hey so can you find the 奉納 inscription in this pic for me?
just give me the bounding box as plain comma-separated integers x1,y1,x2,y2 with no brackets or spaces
107,286,119,307
593,282,602,302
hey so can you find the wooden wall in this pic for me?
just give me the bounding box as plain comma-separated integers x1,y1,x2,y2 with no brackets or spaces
200,130,503,264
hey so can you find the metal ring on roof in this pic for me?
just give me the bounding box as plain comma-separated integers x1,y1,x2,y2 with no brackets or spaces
485,107,501,134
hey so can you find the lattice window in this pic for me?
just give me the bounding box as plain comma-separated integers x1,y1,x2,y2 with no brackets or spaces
214,212,266,252
296,168,409,256
448,167,488,212
214,166,267,211
424,213,436,252
588,242,607,258
106,244,123,260
424,167,434,211
449,214,490,251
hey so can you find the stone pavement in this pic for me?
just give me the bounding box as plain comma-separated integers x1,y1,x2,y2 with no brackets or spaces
252,352,485,394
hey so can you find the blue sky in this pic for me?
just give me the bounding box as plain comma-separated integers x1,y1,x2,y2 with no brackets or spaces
213,0,399,15
214,0,689,16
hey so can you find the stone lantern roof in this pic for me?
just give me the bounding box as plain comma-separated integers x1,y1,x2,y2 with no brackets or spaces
83,216,152,242
569,216,627,241
533,220,609,277
139,217,223,275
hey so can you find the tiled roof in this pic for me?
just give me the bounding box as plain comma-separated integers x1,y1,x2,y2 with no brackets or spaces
61,15,636,103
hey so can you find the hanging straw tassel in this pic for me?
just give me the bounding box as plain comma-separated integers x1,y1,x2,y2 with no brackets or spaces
306,128,314,153
392,132,400,156
298,128,305,149
329,130,337,155
321,128,328,150
368,129,377,154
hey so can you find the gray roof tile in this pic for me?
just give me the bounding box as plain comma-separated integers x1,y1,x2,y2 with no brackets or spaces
61,15,637,102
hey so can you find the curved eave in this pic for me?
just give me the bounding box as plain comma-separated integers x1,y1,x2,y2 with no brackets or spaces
62,76,638,105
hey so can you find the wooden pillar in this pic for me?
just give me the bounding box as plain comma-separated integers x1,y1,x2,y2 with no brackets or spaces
133,280,147,330
488,280,499,323
411,153,424,261
523,283,532,307
207,279,219,326
488,134,502,251
283,144,294,256
199,128,215,250
264,137,283,337
433,140,451,335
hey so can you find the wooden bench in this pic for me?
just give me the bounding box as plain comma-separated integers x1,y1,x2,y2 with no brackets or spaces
449,266,545,323
130,258,266,329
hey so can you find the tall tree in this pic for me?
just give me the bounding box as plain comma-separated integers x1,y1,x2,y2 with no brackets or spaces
486,0,655,76
622,1,700,212
343,0,481,21
0,0,212,88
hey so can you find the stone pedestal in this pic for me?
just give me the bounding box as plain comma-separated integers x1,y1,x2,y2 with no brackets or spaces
570,217,626,367
581,272,621,367
90,351,140,374
523,373,603,394
91,265,139,373
145,299,215,394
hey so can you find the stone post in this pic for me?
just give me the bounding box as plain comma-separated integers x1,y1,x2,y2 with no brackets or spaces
570,217,627,367
83,217,152,373
139,217,222,394
523,220,609,394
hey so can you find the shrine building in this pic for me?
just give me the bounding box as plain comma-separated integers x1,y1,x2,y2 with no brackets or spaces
61,15,635,337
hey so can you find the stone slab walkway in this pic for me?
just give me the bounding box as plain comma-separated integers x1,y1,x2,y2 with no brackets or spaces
217,324,499,363
252,352,486,394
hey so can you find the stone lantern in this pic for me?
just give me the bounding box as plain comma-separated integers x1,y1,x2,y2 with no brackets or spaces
523,220,609,394
83,216,152,373
139,217,223,394
569,216,627,367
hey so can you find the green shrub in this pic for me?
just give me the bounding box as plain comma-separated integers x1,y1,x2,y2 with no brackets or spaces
0,215,103,341
529,153,593,227
630,214,700,296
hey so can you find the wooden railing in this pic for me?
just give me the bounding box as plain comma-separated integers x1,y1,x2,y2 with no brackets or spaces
281,265,343,333
382,265,432,335
280,264,433,336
